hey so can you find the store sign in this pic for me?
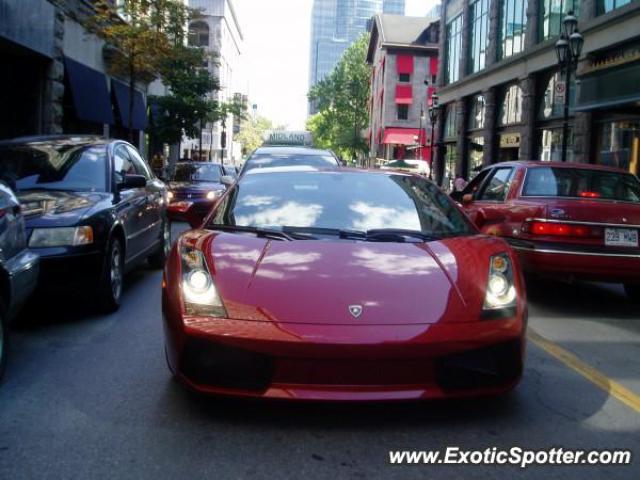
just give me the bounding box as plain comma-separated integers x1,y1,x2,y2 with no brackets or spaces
263,130,313,146
585,44,640,74
500,133,521,148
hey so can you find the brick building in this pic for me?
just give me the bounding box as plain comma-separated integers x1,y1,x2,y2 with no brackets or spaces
434,0,640,188
366,14,440,164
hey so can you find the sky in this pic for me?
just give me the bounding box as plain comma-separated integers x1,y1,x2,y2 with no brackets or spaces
234,0,438,130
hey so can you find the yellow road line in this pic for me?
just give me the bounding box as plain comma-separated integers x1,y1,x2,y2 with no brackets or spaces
528,328,640,414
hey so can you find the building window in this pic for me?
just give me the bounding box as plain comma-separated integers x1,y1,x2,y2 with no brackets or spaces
499,84,523,125
468,94,486,130
397,104,409,120
399,73,411,82
540,0,581,40
469,0,490,73
499,0,527,60
539,127,574,161
443,103,458,140
598,120,640,173
446,15,463,84
538,70,576,120
189,21,210,48
597,0,634,15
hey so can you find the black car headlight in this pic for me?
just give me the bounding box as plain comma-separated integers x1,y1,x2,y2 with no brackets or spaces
483,254,517,313
29,226,94,247
180,243,227,317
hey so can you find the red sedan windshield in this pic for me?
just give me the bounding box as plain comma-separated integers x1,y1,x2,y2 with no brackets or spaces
523,167,640,202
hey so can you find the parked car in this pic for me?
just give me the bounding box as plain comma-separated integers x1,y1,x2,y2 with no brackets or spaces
167,162,230,219
0,135,170,312
453,161,640,298
163,167,526,400
0,181,39,380
239,146,341,176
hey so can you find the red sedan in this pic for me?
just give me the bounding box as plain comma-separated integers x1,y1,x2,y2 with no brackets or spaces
163,167,526,401
455,161,640,298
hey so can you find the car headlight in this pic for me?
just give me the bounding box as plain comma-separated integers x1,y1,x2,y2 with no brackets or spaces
483,253,517,312
167,191,174,201
206,191,218,200
180,243,227,317
29,226,94,247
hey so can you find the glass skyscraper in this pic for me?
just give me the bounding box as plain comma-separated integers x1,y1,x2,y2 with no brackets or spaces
309,0,405,111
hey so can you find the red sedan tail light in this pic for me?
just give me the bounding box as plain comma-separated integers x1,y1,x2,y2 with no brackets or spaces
522,221,601,238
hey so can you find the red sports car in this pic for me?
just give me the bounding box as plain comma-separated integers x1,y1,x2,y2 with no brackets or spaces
455,161,640,298
163,167,526,401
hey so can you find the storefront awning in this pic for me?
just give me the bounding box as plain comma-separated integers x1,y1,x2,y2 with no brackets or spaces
383,127,422,145
64,57,114,125
576,62,640,111
112,79,148,130
395,85,413,104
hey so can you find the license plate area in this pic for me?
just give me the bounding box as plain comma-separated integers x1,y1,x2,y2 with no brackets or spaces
605,228,638,247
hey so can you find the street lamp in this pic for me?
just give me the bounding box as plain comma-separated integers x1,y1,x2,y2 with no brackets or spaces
428,94,439,180
554,11,583,162
417,107,426,161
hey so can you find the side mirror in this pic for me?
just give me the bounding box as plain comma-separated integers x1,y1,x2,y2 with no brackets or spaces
167,201,206,229
118,174,147,190
462,193,474,205
220,175,235,187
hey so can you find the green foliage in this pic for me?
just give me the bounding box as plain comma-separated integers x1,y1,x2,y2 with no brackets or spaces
235,116,275,155
307,33,371,159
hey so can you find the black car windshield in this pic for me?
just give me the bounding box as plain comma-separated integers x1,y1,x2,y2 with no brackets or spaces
0,143,107,192
210,171,474,238
243,154,339,173
173,163,222,182
523,167,640,202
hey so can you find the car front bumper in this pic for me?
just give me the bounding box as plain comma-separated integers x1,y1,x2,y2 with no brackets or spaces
163,307,525,401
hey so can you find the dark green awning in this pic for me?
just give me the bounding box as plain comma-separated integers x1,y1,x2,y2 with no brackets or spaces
576,62,640,111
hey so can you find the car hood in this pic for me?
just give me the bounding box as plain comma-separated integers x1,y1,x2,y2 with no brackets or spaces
17,190,107,227
196,232,503,325
168,181,224,192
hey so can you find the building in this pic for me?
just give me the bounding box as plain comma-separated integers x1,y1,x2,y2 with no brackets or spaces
366,14,440,164
0,0,149,150
186,0,244,165
434,0,640,188
309,0,406,112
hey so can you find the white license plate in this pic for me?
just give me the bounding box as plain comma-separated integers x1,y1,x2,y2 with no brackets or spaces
605,228,638,247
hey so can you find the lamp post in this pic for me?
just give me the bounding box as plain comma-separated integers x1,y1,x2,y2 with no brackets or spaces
428,94,439,181
554,11,584,162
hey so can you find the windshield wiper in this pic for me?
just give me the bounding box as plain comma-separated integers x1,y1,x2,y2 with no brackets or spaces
280,226,437,243
364,229,439,242
207,224,313,241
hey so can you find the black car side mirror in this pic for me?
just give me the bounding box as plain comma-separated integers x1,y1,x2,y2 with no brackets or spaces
118,174,147,190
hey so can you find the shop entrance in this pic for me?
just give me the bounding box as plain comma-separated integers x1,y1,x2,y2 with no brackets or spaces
597,119,640,174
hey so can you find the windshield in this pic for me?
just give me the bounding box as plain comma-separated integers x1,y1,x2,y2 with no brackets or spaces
243,154,339,173
0,143,107,192
210,171,474,238
173,163,222,183
523,167,640,202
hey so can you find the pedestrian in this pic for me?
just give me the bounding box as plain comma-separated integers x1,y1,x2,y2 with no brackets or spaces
454,175,468,192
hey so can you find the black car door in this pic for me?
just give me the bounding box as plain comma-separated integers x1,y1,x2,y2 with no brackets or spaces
125,145,164,251
112,145,147,262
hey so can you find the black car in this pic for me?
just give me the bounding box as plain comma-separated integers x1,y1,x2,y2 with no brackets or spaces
0,181,39,380
0,135,170,312
239,146,340,176
167,162,229,218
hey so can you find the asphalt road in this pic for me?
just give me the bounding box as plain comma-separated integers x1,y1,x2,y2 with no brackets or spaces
1,223,639,479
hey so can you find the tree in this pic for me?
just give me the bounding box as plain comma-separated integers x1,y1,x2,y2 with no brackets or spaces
235,116,274,156
89,0,192,141
307,33,371,160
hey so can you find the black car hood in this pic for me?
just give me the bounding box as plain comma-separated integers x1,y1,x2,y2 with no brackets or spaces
168,181,225,192
17,190,108,227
